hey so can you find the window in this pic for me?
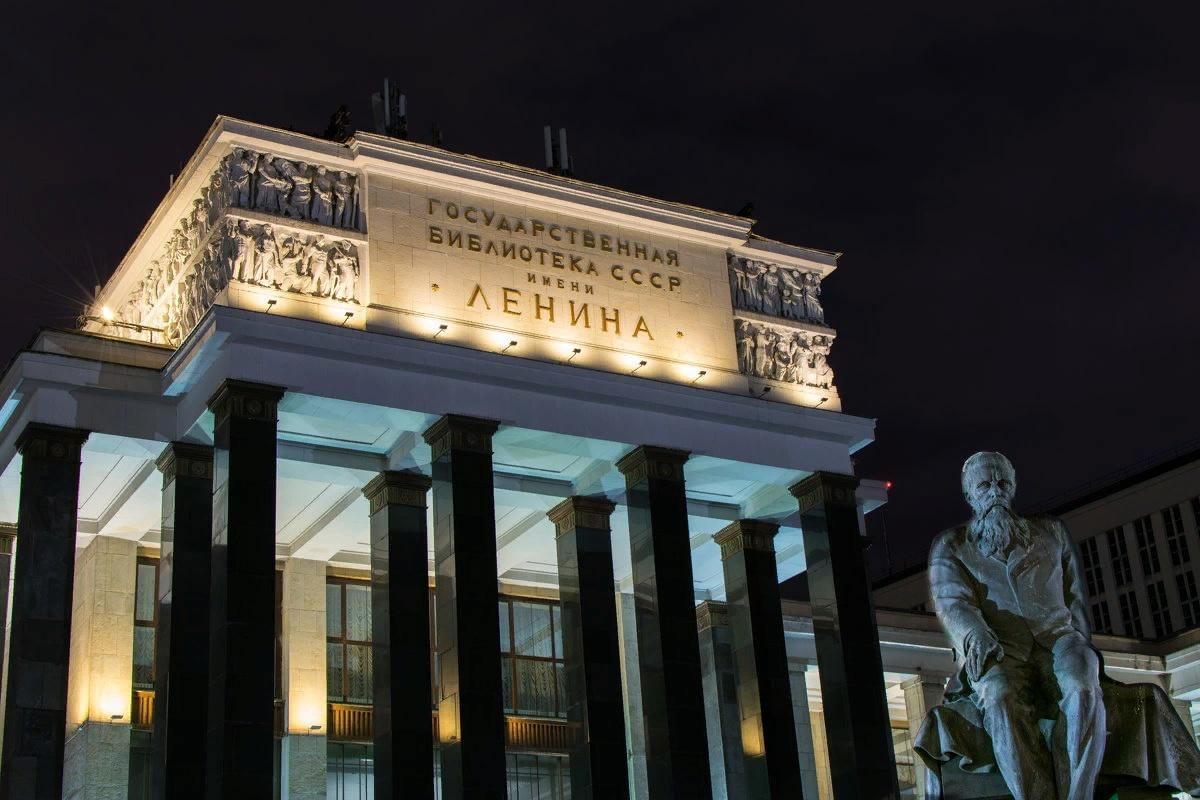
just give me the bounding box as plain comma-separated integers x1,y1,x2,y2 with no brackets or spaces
1178,572,1200,630
1079,536,1105,597
1118,591,1144,638
1164,505,1191,567
1133,516,1161,577
327,579,373,705
506,753,571,799
499,598,566,718
1091,601,1112,634
1148,581,1173,638
1106,528,1132,588
133,558,158,688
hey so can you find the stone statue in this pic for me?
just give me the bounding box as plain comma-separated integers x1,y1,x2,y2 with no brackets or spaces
253,224,281,286
803,272,824,322
255,156,289,215
920,452,1200,799
282,160,312,220
930,452,1104,799
735,320,754,374
330,240,358,301
305,235,333,296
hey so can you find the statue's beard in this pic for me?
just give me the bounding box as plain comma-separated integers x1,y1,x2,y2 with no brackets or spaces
969,502,1027,557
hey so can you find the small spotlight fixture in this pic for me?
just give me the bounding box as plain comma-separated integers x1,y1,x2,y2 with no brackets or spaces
567,347,582,363
433,324,448,339
630,360,647,375
100,306,114,323
110,713,124,722
340,311,354,327
691,369,707,385
265,299,278,314
815,396,829,408
502,340,518,354
754,386,772,399
309,724,322,733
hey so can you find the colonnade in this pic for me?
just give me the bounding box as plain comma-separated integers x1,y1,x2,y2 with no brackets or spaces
0,380,899,800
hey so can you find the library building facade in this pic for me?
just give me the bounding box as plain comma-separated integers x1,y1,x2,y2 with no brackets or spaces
1,118,1198,800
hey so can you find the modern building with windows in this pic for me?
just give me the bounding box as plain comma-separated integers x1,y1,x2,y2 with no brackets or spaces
0,116,1197,800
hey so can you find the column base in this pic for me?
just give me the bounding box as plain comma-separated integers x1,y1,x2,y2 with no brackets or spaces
282,734,327,800
62,722,131,800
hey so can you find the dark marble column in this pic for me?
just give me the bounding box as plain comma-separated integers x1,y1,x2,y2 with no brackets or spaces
615,446,712,800
363,470,434,800
0,423,88,800
714,519,803,798
790,473,899,799
548,496,630,800
696,601,746,800
152,443,214,800
422,415,506,800
204,381,284,800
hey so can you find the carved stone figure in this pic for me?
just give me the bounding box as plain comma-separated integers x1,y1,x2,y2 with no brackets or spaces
277,235,308,293
255,156,289,215
330,240,358,301
311,166,335,227
803,272,824,322
253,224,281,286
735,320,754,374
306,235,333,296
732,318,836,391
333,171,355,228
918,453,1200,799
760,265,781,316
751,323,773,377
228,148,259,207
282,160,312,220
779,268,804,319
229,220,255,283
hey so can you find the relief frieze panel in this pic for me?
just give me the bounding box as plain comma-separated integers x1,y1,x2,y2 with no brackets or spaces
734,317,834,390
225,148,363,231
728,253,824,324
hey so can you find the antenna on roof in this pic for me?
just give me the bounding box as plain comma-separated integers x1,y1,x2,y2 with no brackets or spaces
371,78,408,139
542,126,573,176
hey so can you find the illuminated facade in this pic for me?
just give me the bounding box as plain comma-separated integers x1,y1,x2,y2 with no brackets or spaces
0,117,1185,800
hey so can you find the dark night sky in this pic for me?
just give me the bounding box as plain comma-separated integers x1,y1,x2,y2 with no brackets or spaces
4,2,1199,572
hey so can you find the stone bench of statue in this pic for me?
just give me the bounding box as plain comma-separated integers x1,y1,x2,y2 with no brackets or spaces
915,452,1200,800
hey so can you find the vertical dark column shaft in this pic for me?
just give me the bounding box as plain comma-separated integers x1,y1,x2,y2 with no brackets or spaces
615,445,713,799
0,423,88,800
422,415,506,800
205,380,284,800
696,601,747,800
714,520,803,799
153,443,214,800
364,471,434,800
790,473,899,799
548,496,630,800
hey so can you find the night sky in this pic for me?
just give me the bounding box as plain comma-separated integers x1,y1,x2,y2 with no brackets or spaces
4,2,1198,572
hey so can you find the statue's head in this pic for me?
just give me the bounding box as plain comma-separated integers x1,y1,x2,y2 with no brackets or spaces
961,451,1016,515
962,452,1026,554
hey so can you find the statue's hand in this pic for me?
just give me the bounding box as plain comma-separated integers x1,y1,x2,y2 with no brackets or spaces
965,630,1005,681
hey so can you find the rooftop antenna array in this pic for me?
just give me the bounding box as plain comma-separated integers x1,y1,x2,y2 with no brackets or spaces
371,78,408,139
543,126,572,177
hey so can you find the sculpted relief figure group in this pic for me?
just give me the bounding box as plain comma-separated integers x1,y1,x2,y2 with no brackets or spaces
106,147,364,346
734,319,833,389
227,221,359,302
728,255,825,323
226,147,362,230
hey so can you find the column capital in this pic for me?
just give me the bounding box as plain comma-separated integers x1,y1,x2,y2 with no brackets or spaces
788,471,859,514
15,423,89,463
547,496,616,538
900,673,950,692
713,519,780,560
156,442,215,483
615,445,689,485
206,379,285,424
695,600,730,631
421,414,499,459
362,470,433,514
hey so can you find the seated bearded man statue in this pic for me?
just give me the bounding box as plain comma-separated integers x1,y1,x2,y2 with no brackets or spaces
920,452,1200,799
